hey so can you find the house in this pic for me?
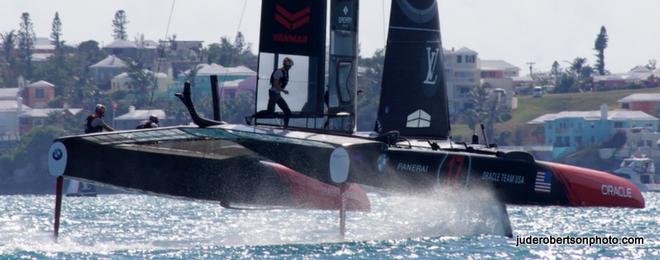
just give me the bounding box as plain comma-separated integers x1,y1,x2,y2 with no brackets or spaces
443,47,480,114
21,80,55,108
111,70,174,93
480,60,520,79
103,39,138,59
618,93,660,116
90,55,128,90
174,63,257,94
0,90,28,141
528,104,658,158
113,106,167,130
592,66,658,91
31,37,55,62
220,76,257,99
479,60,519,110
18,108,82,134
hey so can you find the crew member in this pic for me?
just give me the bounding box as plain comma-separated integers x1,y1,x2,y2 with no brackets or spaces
136,114,160,129
246,57,293,128
85,104,115,133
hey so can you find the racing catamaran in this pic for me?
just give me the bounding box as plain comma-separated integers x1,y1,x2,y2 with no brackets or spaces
47,0,644,239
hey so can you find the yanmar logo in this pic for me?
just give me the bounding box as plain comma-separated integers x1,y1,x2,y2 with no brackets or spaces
275,5,310,30
273,4,310,44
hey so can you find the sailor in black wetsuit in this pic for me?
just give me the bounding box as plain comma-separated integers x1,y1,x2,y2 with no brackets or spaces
246,57,293,128
136,114,159,129
85,104,115,133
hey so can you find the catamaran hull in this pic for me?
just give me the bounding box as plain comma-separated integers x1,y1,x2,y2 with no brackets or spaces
48,125,644,209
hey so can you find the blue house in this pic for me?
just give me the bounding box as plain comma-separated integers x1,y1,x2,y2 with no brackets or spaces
528,105,658,158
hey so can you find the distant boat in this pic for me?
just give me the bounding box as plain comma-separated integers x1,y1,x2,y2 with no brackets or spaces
65,180,97,197
613,156,660,192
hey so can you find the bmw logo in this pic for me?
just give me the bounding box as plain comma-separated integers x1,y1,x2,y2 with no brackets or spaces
48,142,67,177
52,148,63,160
377,154,388,173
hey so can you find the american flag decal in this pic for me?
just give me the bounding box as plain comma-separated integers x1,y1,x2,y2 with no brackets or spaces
535,171,552,193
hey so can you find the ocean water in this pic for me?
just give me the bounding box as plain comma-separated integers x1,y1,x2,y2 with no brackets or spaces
0,190,657,259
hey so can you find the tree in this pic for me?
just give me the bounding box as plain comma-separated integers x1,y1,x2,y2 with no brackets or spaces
17,12,36,79
594,26,608,75
0,31,17,85
112,10,128,40
203,32,257,69
51,12,63,51
126,59,156,105
461,84,509,142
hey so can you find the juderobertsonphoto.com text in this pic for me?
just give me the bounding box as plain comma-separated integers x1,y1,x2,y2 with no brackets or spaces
516,235,644,246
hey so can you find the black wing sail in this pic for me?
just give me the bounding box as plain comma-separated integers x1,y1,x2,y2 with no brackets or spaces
377,0,450,139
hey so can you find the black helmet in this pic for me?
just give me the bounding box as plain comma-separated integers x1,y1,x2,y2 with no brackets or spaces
149,114,159,124
283,57,294,68
95,104,106,115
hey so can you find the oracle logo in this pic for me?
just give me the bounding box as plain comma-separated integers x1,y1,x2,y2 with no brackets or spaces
275,5,311,30
601,184,633,198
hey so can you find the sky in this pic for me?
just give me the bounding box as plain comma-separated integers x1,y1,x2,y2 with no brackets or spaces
1,0,659,74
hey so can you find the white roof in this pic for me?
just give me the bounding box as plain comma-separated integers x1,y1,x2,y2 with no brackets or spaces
593,72,652,82
191,63,256,77
630,65,652,73
222,79,245,88
115,109,166,120
90,55,127,68
32,53,53,62
454,47,478,55
480,60,519,71
0,100,30,112
0,88,19,99
20,108,82,118
618,93,660,103
528,110,657,124
27,80,55,88
34,37,55,50
104,39,138,49
113,70,168,80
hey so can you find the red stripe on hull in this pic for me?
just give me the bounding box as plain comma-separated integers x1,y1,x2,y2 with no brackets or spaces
544,162,645,208
261,161,371,211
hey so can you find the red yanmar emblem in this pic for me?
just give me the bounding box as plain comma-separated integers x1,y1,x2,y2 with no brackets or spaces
275,4,311,30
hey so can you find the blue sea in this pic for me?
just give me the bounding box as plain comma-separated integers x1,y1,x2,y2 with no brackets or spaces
1,190,657,259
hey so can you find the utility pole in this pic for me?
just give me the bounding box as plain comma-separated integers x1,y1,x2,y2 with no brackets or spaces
526,62,535,78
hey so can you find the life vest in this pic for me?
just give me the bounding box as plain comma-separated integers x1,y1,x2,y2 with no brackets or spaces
85,115,103,133
270,68,289,89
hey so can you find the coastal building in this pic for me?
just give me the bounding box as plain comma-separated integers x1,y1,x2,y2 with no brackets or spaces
32,37,56,62
592,66,658,91
113,106,167,130
443,47,480,114
0,89,25,141
20,80,55,108
174,63,256,94
479,60,520,110
111,70,174,93
90,55,128,90
103,39,138,60
618,93,660,116
220,77,257,99
528,105,658,158
18,108,83,134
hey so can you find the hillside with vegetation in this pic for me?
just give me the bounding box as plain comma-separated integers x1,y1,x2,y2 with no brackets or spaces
497,87,660,145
